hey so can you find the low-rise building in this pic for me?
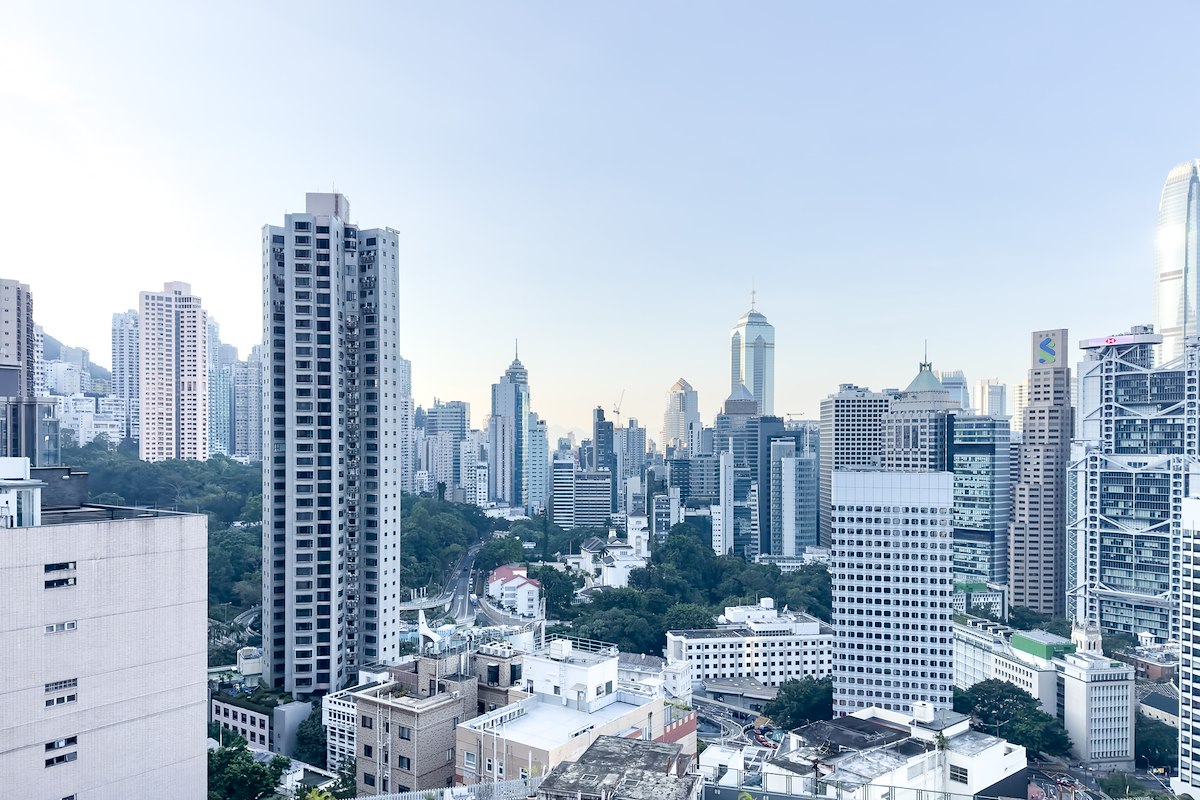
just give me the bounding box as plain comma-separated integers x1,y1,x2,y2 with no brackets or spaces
759,704,1027,800
487,564,542,618
456,637,696,786
1139,692,1179,728
666,598,833,688
952,617,1072,715
952,582,1008,620
617,652,692,707
1054,649,1135,770
537,735,701,800
210,690,313,756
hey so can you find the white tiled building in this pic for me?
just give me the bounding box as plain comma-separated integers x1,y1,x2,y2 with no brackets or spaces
831,471,955,715
665,598,833,688
0,458,207,799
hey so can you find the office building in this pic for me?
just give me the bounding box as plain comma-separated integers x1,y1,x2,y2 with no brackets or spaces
550,459,612,530
710,449,756,557
0,279,36,398
665,598,833,687
526,413,549,512
1008,329,1072,615
768,433,819,556
831,471,955,715
730,299,775,415
661,378,700,455
110,310,140,441
1067,327,1199,641
262,192,403,693
818,384,894,546
952,415,1011,584
881,362,955,472
1154,159,1200,361
952,617,1073,714
972,378,1006,417
0,459,207,799
1009,379,1028,435
489,352,534,508
937,368,969,409
138,281,209,462
1056,640,1135,771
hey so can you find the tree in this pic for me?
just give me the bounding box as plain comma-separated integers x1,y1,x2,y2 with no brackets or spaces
476,535,527,573
529,565,582,620
207,743,290,800
294,702,327,768
207,721,246,749
663,603,717,631
1007,606,1071,638
332,757,358,799
763,677,833,730
1137,713,1178,768
1099,773,1136,798
1103,631,1139,657
954,679,1072,757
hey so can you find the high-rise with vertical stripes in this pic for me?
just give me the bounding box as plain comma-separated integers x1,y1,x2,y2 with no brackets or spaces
138,282,209,462
1154,159,1200,362
261,193,402,694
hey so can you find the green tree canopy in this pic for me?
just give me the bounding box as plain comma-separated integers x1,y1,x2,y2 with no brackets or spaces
764,677,833,730
475,535,528,574
294,702,327,768
1137,713,1178,768
953,679,1072,756
663,603,717,631
207,743,290,800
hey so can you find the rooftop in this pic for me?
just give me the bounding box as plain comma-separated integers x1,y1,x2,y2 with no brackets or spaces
702,677,777,700
461,693,653,751
618,652,666,672
540,736,699,800
1141,693,1179,715
39,504,194,526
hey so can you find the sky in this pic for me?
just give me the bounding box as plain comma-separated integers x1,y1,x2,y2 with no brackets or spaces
2,2,1198,437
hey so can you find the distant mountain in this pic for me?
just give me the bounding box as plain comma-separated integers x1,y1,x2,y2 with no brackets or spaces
42,331,111,381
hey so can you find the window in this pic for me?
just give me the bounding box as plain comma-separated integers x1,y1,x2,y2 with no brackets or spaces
45,752,77,767
486,758,493,773
44,621,76,634
447,749,454,763
398,725,411,740
949,765,969,784
397,755,411,770
361,715,374,729
45,562,76,572
464,752,477,769
363,772,375,787
45,694,77,707
45,736,78,751
363,744,373,758
45,678,78,693
45,577,77,589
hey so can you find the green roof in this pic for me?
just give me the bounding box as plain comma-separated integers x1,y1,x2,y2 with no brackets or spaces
905,362,945,393
1011,631,1075,660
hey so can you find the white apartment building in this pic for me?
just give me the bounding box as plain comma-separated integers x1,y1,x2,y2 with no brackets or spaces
138,281,209,461
831,471,955,715
111,310,139,441
0,458,207,799
1178,496,1200,793
666,598,833,688
262,193,404,694
0,278,35,397
230,347,263,462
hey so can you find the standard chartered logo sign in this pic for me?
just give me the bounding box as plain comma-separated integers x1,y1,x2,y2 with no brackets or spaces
1038,337,1057,364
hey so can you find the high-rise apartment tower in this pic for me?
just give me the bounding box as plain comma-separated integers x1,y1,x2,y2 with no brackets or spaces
138,282,208,462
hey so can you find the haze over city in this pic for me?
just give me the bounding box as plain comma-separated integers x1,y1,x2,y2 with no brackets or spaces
4,2,1199,432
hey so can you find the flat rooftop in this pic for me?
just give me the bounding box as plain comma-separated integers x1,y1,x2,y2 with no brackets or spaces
39,504,195,526
462,695,651,751
539,736,698,800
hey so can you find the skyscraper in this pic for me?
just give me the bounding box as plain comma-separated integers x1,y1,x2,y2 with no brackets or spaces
1153,159,1200,362
937,369,969,409
730,299,775,416
881,362,955,472
111,310,140,442
230,346,262,462
593,407,616,511
262,193,403,693
1176,497,1200,791
489,352,530,507
952,415,1011,585
138,281,209,462
1008,329,1072,615
1068,327,1199,641
0,278,35,397
526,413,549,513
768,427,819,557
818,384,895,546
661,378,700,454
832,470,955,715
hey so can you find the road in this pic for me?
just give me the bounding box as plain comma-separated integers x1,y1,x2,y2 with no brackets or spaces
447,545,480,624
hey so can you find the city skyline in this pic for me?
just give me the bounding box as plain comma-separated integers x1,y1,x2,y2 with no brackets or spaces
4,3,1199,434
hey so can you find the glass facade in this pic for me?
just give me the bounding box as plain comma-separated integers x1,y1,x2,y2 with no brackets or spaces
1154,159,1200,361
951,415,1011,584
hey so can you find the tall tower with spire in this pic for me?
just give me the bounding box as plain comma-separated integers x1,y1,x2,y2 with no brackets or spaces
730,293,776,416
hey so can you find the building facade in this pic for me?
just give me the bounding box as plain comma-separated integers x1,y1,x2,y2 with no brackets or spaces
138,281,209,462
952,415,1011,585
261,193,403,694
1008,329,1072,614
0,279,36,398
730,302,775,416
110,310,140,441
818,384,894,546
1068,328,1200,641
0,459,207,799
831,471,955,715
1154,158,1200,362
661,378,700,455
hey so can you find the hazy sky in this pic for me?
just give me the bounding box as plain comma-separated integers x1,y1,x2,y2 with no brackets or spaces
3,2,1198,436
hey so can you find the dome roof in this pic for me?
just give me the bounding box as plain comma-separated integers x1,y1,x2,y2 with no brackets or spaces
904,362,945,393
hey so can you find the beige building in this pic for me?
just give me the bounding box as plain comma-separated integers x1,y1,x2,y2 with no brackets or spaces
138,281,208,462
0,459,207,799
0,278,36,397
456,637,695,786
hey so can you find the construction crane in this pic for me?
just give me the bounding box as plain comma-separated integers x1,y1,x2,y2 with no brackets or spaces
612,389,625,429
